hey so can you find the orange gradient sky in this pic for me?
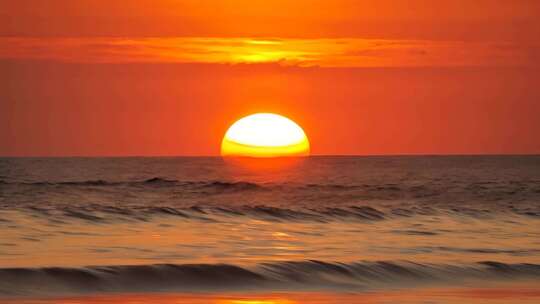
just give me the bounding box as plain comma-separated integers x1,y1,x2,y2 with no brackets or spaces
1,0,540,156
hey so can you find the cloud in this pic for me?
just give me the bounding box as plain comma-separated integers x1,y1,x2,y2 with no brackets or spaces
0,37,537,67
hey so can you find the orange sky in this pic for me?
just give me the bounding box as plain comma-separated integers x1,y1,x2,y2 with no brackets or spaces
2,0,540,41
1,1,539,156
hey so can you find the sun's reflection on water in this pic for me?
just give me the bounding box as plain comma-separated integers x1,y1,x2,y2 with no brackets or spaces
222,156,308,171
6,288,540,304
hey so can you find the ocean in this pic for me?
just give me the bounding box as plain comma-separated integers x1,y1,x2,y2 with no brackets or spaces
1,156,539,302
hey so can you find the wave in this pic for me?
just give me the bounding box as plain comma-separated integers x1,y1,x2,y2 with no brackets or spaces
2,178,540,202
0,178,264,191
15,202,540,224
2,178,540,201
1,260,539,296
20,205,397,223
2,177,540,221
2,204,534,226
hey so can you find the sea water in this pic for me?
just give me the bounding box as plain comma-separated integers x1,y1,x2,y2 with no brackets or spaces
0,156,539,298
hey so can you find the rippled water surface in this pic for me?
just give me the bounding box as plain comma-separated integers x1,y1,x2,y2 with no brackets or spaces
1,156,539,298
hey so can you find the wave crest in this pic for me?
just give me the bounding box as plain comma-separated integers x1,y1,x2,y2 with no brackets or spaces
1,261,539,297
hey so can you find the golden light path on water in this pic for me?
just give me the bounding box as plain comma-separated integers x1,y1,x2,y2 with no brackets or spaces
2,208,540,268
5,287,540,304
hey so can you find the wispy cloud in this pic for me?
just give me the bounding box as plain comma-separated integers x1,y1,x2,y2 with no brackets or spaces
0,37,537,67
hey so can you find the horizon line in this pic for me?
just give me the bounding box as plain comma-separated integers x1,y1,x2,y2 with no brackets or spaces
1,153,540,158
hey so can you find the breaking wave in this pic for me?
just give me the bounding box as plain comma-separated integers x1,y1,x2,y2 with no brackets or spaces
2,176,540,221
15,203,540,224
0,178,264,190
1,260,539,296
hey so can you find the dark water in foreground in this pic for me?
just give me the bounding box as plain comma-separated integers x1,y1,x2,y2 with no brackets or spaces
0,156,539,298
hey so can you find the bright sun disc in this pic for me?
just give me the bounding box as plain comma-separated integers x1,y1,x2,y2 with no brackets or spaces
221,113,310,158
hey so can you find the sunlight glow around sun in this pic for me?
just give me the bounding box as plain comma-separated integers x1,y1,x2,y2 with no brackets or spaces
221,113,310,158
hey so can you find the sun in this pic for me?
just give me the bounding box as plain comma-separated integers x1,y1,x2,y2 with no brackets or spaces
221,113,310,158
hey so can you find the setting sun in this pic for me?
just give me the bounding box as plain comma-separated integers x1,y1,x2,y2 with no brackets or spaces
221,113,310,158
